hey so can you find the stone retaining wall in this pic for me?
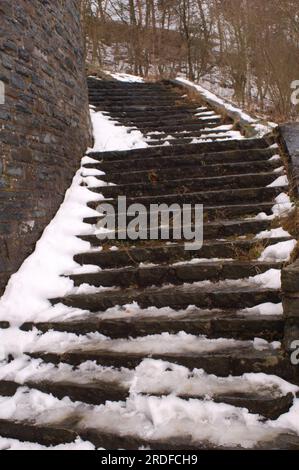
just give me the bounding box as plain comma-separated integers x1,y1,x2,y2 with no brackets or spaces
0,0,92,294
278,124,299,370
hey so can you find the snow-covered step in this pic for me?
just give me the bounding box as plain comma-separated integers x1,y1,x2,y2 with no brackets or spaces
82,217,274,241
93,172,282,198
74,237,290,269
67,261,282,289
28,336,294,381
85,148,275,171
51,282,282,312
84,201,277,225
1,388,299,449
90,187,284,208
22,308,284,342
86,137,271,162
127,120,222,132
0,358,296,419
98,160,282,185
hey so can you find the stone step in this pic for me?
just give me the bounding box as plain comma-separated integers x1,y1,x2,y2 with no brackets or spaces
74,237,289,269
88,81,169,90
83,217,273,242
111,114,207,125
68,260,282,289
1,414,299,449
95,104,199,113
84,202,275,226
144,128,231,139
105,109,197,119
29,343,292,380
97,160,282,184
146,136,234,147
92,172,280,198
86,138,271,161
0,379,128,406
92,186,283,209
127,125,225,137
88,91,181,99
22,310,284,342
91,100,184,108
89,96,182,103
0,370,294,419
128,121,223,134
126,117,221,129
85,149,275,172
51,284,281,312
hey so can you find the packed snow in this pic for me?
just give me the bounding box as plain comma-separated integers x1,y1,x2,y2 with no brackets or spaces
0,386,298,449
175,77,275,137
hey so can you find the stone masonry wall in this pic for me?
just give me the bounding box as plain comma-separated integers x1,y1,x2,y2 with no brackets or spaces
278,124,299,378
0,0,92,295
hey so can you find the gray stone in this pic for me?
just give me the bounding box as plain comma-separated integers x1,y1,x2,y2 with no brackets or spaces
278,123,299,196
0,0,92,295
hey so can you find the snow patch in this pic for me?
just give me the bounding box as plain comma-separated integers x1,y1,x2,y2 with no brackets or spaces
259,240,297,262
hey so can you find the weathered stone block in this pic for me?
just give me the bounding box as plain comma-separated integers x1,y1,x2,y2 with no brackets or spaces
281,259,299,293
283,295,299,318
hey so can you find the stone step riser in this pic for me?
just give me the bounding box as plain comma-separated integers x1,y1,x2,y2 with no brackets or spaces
84,202,275,226
87,138,271,161
97,161,281,184
29,350,292,382
24,316,284,342
74,238,289,269
112,112,216,120
1,417,299,450
115,118,221,128
104,111,198,119
146,137,234,147
0,379,292,420
52,288,281,313
143,129,229,139
69,261,281,290
80,219,272,245
127,122,222,133
94,173,279,198
84,151,281,172
90,98,185,105
94,105,199,113
89,187,283,208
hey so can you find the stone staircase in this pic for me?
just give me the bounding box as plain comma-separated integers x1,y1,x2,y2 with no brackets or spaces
0,78,298,449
